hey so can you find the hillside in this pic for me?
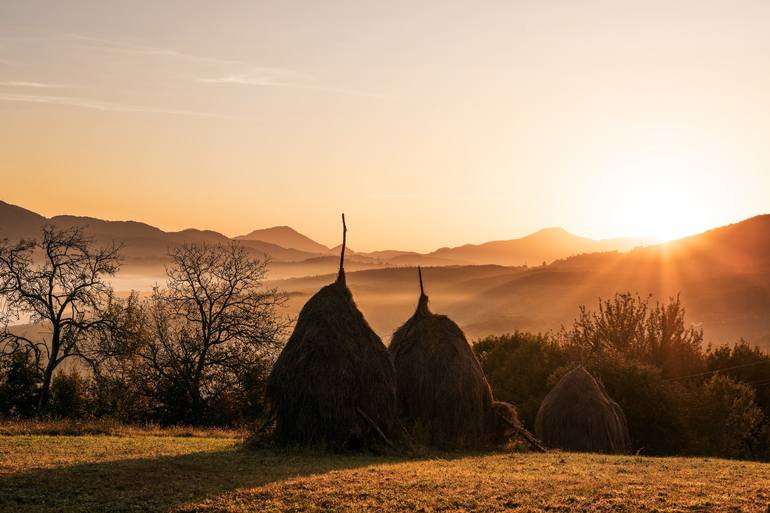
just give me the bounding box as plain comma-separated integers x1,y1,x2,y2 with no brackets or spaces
0,201,646,278
429,228,646,266
3,200,769,345
274,216,770,347
0,432,767,512
0,201,321,276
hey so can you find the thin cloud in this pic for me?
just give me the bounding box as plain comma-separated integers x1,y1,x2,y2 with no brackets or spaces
0,81,68,88
199,67,312,87
199,69,392,99
65,33,244,66
0,92,235,118
64,34,390,99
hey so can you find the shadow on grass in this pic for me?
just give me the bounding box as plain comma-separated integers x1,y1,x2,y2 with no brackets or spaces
0,446,398,513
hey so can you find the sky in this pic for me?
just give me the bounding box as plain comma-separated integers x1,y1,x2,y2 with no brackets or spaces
1,1,770,252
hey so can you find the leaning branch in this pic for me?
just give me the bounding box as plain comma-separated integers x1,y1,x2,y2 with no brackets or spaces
356,406,395,450
499,416,548,453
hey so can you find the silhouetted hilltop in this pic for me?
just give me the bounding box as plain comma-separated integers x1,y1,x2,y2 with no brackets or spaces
429,227,645,266
1,200,649,276
235,225,329,254
0,201,47,241
269,215,770,348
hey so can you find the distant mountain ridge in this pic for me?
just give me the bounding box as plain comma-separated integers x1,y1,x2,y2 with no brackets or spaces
3,200,770,346
0,199,646,277
429,227,646,266
273,214,770,348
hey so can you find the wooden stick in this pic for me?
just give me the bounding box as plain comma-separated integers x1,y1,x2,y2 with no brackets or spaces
339,213,347,276
500,416,547,453
253,411,276,436
418,266,425,297
356,406,395,450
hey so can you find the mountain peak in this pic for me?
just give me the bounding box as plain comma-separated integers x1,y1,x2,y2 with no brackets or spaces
529,227,574,237
235,226,329,254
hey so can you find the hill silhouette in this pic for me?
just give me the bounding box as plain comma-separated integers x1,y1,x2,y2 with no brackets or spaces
429,227,646,266
271,216,770,349
235,226,329,254
0,200,644,278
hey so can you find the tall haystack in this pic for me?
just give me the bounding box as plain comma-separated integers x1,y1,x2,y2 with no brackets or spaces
389,268,496,449
534,366,630,453
266,215,397,449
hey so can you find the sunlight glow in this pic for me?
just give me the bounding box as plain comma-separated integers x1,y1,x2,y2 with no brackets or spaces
604,152,722,242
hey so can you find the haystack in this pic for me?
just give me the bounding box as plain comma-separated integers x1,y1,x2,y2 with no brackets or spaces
534,366,630,453
266,215,397,449
490,401,547,451
389,268,496,449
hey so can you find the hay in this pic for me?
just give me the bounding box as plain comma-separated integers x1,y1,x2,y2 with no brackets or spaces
534,366,630,454
389,268,495,449
266,215,397,449
490,401,547,452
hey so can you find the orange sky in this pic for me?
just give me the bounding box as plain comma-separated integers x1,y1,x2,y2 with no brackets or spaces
1,1,769,251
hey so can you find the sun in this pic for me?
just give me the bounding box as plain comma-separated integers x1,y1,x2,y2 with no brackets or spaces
603,153,719,242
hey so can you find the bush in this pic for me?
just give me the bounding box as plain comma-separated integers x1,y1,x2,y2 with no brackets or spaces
48,371,89,419
474,332,569,429
0,352,40,417
592,357,694,455
692,374,767,459
707,341,770,420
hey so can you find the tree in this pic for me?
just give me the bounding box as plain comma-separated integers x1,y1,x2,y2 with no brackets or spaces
0,226,121,414
132,242,288,424
560,292,704,377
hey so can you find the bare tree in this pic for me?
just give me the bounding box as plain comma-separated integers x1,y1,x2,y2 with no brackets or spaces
0,226,121,413
134,242,289,423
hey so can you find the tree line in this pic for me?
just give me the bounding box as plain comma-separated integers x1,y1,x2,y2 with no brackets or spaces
0,226,289,425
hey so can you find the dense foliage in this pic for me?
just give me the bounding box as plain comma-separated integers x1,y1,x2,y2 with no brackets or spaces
475,294,770,460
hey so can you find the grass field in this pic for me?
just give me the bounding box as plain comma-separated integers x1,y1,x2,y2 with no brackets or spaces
1,429,769,512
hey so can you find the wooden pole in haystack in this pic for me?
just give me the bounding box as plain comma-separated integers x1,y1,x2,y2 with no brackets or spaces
338,213,347,282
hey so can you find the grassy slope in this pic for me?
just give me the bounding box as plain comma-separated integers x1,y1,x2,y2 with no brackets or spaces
1,434,769,513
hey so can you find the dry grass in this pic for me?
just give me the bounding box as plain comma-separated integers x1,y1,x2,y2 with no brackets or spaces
0,419,245,438
0,428,769,512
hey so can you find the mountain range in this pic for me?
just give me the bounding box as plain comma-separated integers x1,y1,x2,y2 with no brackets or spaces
2,200,769,348
274,215,770,349
0,200,646,278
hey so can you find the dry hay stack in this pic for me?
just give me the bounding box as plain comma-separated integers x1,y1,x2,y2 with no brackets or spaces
266,215,397,449
389,268,495,449
534,366,630,454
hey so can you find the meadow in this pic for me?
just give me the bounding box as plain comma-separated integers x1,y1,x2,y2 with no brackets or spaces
1,425,769,513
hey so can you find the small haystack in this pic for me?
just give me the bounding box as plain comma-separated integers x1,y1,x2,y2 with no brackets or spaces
490,401,547,452
534,366,630,453
389,267,496,449
266,215,398,449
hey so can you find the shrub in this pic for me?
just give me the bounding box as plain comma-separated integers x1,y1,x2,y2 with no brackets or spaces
48,371,89,419
692,374,767,459
592,357,693,455
0,351,40,417
474,332,569,429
